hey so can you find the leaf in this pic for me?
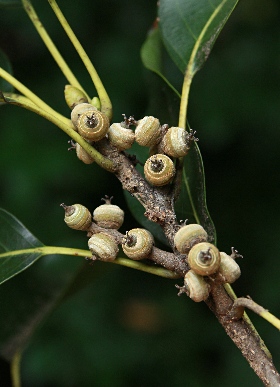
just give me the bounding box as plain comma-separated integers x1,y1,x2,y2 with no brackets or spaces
159,0,239,75
0,254,82,360
175,143,216,244
0,209,45,284
0,210,83,360
140,25,180,98
0,49,13,92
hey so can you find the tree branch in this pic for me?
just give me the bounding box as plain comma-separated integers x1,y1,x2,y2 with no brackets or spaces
89,136,280,386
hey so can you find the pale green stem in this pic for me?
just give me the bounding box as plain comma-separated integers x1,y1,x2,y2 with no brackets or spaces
230,296,280,331
48,0,113,120
21,0,90,101
11,350,22,387
0,247,180,279
260,310,280,330
178,70,193,129
112,258,181,279
1,92,72,127
178,1,228,129
0,67,70,126
0,92,115,172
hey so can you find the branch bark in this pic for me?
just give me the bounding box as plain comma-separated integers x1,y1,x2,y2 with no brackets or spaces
92,137,280,386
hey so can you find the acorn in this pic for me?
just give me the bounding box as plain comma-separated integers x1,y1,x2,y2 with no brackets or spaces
88,233,119,261
174,224,208,254
122,228,154,260
61,203,92,230
188,242,221,276
107,122,135,150
184,270,210,302
93,196,124,229
218,252,241,284
135,116,161,147
144,154,175,186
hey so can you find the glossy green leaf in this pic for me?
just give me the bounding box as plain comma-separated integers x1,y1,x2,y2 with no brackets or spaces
140,26,180,98
0,49,13,92
175,143,216,244
0,209,45,284
159,0,239,75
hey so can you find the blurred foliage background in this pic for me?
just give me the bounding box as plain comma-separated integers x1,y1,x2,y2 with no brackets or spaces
0,0,280,386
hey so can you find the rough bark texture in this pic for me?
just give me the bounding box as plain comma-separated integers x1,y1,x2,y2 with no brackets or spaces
92,137,280,386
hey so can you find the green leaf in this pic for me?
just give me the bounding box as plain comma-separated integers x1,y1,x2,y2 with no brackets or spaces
159,0,239,75
0,209,45,284
140,26,180,98
0,49,13,92
0,211,84,360
175,143,216,244
0,254,82,360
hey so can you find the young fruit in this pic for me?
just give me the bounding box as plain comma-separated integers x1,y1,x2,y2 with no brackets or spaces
144,154,175,186
88,233,119,261
188,242,221,276
61,203,92,230
174,224,208,254
93,196,124,229
122,228,154,260
135,116,161,147
218,252,241,283
184,270,210,302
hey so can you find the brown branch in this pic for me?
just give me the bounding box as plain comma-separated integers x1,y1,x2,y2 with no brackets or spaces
92,136,280,386
206,284,280,386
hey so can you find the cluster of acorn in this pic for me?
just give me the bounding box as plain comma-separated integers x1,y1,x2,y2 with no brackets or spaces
173,224,241,302
61,199,241,303
64,88,241,303
60,197,154,262
68,92,196,186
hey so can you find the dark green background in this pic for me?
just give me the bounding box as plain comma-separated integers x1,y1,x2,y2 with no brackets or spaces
0,0,280,385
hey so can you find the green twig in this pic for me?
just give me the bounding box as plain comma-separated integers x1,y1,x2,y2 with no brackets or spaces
0,247,180,279
48,0,113,120
21,0,90,101
11,350,22,387
178,71,193,129
0,92,71,126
